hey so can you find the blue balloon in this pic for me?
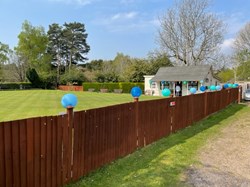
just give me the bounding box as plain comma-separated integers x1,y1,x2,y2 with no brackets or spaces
61,93,78,108
216,85,222,91
190,87,197,94
210,85,216,91
235,83,239,87
200,85,206,92
131,86,142,98
162,88,171,97
223,84,229,89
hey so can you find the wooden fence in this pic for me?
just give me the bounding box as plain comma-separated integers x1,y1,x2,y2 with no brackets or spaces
58,85,83,91
0,88,240,187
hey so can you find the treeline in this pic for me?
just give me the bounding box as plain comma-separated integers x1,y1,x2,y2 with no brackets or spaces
0,20,173,89
0,20,90,88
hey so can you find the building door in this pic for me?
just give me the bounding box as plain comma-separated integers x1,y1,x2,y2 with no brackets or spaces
175,81,182,96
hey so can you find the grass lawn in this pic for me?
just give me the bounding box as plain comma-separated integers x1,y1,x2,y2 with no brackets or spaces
0,90,161,122
67,104,248,187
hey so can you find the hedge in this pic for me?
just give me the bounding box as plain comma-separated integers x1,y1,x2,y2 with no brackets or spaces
83,82,144,93
0,82,33,90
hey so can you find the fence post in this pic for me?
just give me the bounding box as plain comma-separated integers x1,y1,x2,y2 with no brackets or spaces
204,92,208,117
131,86,142,148
238,86,242,103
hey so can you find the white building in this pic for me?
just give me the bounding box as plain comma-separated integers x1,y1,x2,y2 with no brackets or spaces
144,65,220,96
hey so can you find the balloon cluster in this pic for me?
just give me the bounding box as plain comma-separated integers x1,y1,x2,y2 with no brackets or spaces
223,83,239,89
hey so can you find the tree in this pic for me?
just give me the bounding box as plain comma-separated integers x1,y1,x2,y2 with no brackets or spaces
0,42,11,80
147,52,173,74
4,52,27,82
232,22,250,81
158,0,225,66
15,20,51,72
234,22,250,56
62,22,90,69
47,23,64,85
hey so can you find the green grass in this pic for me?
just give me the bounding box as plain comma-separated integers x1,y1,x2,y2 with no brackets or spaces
0,90,161,122
67,104,249,187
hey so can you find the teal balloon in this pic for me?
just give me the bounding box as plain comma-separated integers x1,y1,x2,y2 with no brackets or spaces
131,86,142,98
162,88,171,97
228,83,233,88
232,84,237,88
200,85,206,92
190,87,197,94
61,93,78,108
209,85,216,91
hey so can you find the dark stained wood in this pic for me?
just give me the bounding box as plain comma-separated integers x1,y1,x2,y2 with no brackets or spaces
26,118,34,187
46,117,52,187
4,122,12,187
12,121,21,187
33,117,41,187
19,120,27,187
40,117,46,187
0,122,5,187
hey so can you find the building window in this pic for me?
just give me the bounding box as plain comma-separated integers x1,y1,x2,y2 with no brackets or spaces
151,82,156,88
160,81,170,90
188,81,198,89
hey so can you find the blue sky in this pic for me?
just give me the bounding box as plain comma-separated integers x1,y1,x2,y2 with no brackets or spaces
0,0,249,61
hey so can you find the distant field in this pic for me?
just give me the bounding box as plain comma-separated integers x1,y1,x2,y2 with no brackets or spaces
0,90,161,122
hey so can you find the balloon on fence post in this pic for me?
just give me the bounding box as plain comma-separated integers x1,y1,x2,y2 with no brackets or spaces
61,93,78,126
131,86,142,102
190,87,197,94
200,85,206,92
216,85,222,91
162,88,171,97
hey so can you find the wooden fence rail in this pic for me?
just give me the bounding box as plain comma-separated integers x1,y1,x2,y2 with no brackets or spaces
0,88,240,187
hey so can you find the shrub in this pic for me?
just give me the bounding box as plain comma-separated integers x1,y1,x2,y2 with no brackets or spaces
83,82,144,93
0,82,32,90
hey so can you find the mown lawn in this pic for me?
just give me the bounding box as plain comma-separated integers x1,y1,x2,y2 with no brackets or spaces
0,90,161,122
67,104,248,187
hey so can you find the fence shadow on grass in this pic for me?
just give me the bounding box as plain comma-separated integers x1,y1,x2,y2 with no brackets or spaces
70,104,246,187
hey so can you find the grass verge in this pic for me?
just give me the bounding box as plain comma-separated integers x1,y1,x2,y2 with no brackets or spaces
68,104,248,187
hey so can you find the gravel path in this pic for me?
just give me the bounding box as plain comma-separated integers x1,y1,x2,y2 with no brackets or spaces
184,103,250,187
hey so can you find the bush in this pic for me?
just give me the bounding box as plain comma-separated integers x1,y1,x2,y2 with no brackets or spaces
83,82,144,93
0,82,32,90
60,69,86,85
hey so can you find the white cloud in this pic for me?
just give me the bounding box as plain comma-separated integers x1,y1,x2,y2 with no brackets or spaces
220,38,235,55
93,12,158,33
111,12,138,21
48,0,97,6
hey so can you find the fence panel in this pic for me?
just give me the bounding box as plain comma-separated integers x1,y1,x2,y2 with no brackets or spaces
79,103,136,178
138,98,172,146
172,96,191,132
192,93,206,122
